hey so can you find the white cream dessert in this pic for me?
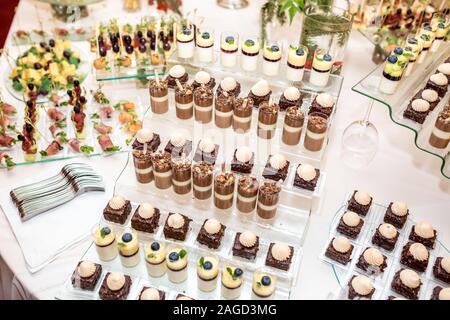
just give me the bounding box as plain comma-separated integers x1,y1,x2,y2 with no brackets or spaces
262,42,282,77
241,37,260,71
286,45,307,82
140,287,162,300
403,37,421,77
221,266,244,299
93,226,118,261
437,63,450,81
166,247,188,283
177,24,195,59
221,33,239,68
117,231,140,268
196,29,214,63
252,272,276,299
197,256,219,292
310,53,333,87
145,241,167,277
417,33,432,64
379,55,405,95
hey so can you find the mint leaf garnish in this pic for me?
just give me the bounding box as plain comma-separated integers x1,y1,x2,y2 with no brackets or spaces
179,249,187,259
80,145,94,155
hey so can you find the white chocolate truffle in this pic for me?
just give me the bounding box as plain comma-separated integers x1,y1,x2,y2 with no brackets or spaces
283,87,300,101
411,99,430,112
271,243,291,261
391,201,408,217
354,191,371,206
351,275,374,296
441,256,450,273
220,77,237,91
363,248,384,266
195,71,211,84
168,213,185,229
414,221,434,239
109,196,125,210
439,288,450,300
236,146,252,163
316,93,335,108
251,80,270,97
409,242,429,261
438,63,450,75
199,138,215,153
297,164,316,181
78,261,96,278
269,154,287,170
138,203,155,219
399,269,421,289
379,223,397,239
170,132,186,148
342,211,360,227
141,288,160,300
239,231,257,247
332,236,351,253
421,89,438,102
106,272,126,291
169,65,186,78
204,218,221,234
136,128,154,143
430,73,448,86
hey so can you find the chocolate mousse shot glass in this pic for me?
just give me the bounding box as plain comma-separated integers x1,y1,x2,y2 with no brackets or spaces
151,151,172,189
192,162,214,200
175,82,194,120
257,181,281,220
149,77,169,114
429,109,450,149
133,148,153,183
214,172,235,210
233,97,253,133
237,176,259,213
304,112,328,152
257,102,279,139
172,157,192,195
215,92,234,129
194,85,214,123
282,106,304,146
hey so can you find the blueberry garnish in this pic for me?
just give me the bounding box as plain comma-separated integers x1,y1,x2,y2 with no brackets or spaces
296,48,304,56
150,242,160,251
182,29,192,36
271,45,279,52
203,261,213,270
387,55,398,63
245,39,255,46
408,38,417,44
423,23,432,31
323,53,332,61
169,252,179,261
122,232,133,243
234,268,243,277
101,226,111,235
201,32,210,39
438,22,445,28
34,62,42,70
225,36,234,44
261,275,271,286
393,47,403,55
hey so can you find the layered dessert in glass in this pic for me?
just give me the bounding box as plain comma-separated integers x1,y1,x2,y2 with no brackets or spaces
262,40,282,77
241,36,260,72
220,32,239,68
286,45,307,82
196,27,214,63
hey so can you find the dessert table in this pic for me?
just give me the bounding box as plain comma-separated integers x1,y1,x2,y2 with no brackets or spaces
1,0,450,300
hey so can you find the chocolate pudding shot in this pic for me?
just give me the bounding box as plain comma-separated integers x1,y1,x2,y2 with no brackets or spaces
257,102,279,139
282,106,304,146
214,172,235,210
171,156,192,195
215,92,234,128
233,97,253,133
304,112,328,152
132,129,161,183
151,151,172,189
192,162,214,200
194,85,214,123
237,176,259,213
175,82,194,120
149,77,169,114
429,109,450,149
257,181,281,219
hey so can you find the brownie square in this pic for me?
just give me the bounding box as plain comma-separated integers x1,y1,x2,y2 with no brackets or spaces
262,157,290,182
408,226,437,249
383,202,408,229
193,142,219,165
356,248,387,274
412,90,440,110
166,73,188,89
131,206,160,233
265,243,294,271
372,226,399,251
433,257,450,284
132,133,161,151
232,232,259,260
348,275,375,300
430,286,445,300
71,261,102,291
347,191,372,216
196,219,226,249
324,238,353,265
278,94,302,111
139,287,166,300
336,216,364,239
164,139,193,158
230,149,254,174
391,269,421,300
293,166,320,191
400,242,429,272
163,213,192,241
176,293,195,300
403,102,429,124
425,77,447,97
99,273,132,300
248,90,271,108
309,97,334,117
103,200,132,224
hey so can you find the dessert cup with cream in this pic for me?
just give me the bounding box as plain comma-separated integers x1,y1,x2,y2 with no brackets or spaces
379,55,405,95
310,52,333,87
145,241,167,277
252,272,276,299
262,40,282,77
176,23,195,59
196,27,214,63
117,230,140,268
286,44,308,82
166,247,189,283
197,256,219,292
220,32,239,68
240,36,260,72
92,225,118,261
221,266,244,299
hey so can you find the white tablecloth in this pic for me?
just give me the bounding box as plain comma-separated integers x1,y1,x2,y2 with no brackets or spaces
1,0,449,300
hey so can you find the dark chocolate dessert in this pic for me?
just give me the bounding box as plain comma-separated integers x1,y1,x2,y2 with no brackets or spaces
325,237,353,265
408,222,437,249
356,247,387,275
163,212,192,241
71,261,102,291
193,139,219,165
99,273,132,300
232,231,259,260
231,146,254,174
262,154,289,182
131,204,160,233
403,98,430,124
265,243,294,271
433,257,450,284
293,164,320,191
347,190,372,216
347,275,375,300
196,218,226,249
103,197,132,224
336,211,364,239
391,269,422,300
400,242,429,272
383,202,409,229
372,223,399,251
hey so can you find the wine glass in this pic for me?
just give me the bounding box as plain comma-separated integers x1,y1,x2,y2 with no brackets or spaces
217,0,249,9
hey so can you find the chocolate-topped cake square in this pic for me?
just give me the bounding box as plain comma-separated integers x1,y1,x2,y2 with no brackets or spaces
425,73,448,97
71,261,102,291
278,91,302,111
383,202,408,229
232,232,259,260
348,275,375,300
408,223,437,249
164,139,193,158
132,132,161,152
196,219,226,249
336,212,364,239
400,242,429,272
139,287,166,300
412,89,440,111
391,269,422,300
193,140,219,165
403,99,430,124
231,147,254,174
433,257,450,284
262,154,290,182
430,286,447,300
372,224,399,251
103,197,132,224
131,204,160,234
347,190,372,216
99,273,132,300
356,248,387,274
163,212,192,241
324,237,354,265
293,164,320,191
265,242,294,271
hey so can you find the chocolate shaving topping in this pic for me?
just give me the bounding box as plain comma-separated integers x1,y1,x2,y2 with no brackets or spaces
234,97,254,111
260,181,281,194
193,162,213,177
259,102,279,114
215,172,235,186
238,175,258,191
150,78,168,89
308,114,328,130
286,106,304,120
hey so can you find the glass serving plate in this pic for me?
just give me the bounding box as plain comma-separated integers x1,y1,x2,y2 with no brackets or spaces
325,199,450,300
352,41,450,180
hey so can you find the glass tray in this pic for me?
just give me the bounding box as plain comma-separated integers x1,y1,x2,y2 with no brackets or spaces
55,201,302,300
324,197,450,300
352,41,450,180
